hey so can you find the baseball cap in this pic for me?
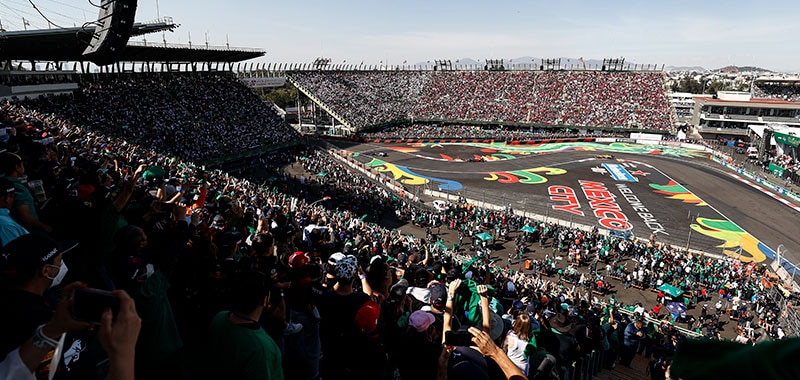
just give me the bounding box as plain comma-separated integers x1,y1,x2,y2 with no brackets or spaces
211,214,226,228
428,283,447,309
448,346,489,380
409,310,436,332
334,255,358,280
0,233,78,279
488,312,505,340
0,178,15,197
354,300,380,336
288,251,309,268
389,278,409,300
327,252,345,266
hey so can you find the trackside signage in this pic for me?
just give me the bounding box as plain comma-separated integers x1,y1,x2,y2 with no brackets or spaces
773,132,800,148
239,77,287,88
602,163,638,182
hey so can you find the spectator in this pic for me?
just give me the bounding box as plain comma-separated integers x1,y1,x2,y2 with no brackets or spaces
503,313,533,375
316,255,384,380
620,316,646,367
0,177,29,245
0,233,77,361
396,310,442,380
195,270,283,380
0,286,141,380
0,152,51,232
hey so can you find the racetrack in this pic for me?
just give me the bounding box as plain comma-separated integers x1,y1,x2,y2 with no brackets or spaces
332,140,800,267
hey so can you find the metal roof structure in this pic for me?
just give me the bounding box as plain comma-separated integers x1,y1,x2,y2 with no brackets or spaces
0,18,264,64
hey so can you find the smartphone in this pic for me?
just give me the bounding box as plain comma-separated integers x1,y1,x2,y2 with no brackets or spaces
445,330,474,347
71,288,120,325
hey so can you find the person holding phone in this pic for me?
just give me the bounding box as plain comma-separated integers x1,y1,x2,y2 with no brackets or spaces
0,233,77,361
0,285,141,380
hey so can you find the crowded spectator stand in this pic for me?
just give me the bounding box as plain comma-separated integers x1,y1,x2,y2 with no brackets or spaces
0,72,796,380
289,70,674,132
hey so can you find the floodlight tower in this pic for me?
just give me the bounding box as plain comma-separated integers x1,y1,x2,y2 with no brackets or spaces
312,57,331,70
485,59,504,71
541,58,561,71
434,59,452,71
602,57,625,71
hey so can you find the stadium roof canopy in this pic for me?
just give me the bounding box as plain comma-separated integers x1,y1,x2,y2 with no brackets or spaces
0,19,264,64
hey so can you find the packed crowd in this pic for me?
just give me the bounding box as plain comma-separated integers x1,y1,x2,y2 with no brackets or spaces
288,71,673,131
296,149,795,378
0,82,793,380
752,83,800,102
289,71,428,129
358,124,626,140
15,73,298,163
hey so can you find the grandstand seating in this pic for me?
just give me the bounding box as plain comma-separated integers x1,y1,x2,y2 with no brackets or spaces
289,70,673,130
19,73,298,163
753,83,800,102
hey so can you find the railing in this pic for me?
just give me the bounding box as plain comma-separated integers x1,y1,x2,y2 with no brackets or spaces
616,308,702,338
287,77,354,132
125,40,265,53
559,349,607,380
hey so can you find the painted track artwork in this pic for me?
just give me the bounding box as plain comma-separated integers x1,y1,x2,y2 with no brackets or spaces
385,141,707,162
343,141,800,266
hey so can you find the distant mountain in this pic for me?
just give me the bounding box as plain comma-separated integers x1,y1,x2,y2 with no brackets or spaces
665,66,709,73
713,65,773,73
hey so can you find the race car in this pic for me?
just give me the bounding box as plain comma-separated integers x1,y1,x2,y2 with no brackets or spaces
596,154,615,159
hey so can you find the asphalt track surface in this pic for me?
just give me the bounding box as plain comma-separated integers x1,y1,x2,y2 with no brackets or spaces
332,140,800,267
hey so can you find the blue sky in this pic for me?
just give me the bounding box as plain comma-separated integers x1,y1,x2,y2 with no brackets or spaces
2,0,798,71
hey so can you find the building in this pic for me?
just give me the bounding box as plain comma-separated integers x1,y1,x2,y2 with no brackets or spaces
669,92,701,123
692,89,800,141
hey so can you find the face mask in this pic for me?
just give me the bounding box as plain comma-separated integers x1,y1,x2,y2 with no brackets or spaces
46,261,68,288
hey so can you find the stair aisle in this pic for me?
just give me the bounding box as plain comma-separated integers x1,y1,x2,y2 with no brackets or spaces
594,353,652,380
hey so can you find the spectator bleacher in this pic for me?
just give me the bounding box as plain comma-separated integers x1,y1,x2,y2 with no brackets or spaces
18,73,298,163
753,82,800,102
289,70,673,131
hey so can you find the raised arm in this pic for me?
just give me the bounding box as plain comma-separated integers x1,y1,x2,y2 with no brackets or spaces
469,327,527,380
442,279,461,344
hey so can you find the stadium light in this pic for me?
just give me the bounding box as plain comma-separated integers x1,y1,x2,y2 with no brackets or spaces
485,59,504,71
602,57,625,72
312,57,331,70
541,58,561,71
434,59,452,71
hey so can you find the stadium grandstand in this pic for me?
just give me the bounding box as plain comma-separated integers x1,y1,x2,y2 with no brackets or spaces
3,2,799,380
753,76,800,102
287,70,675,135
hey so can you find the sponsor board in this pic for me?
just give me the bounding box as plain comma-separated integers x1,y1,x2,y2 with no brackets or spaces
603,163,638,182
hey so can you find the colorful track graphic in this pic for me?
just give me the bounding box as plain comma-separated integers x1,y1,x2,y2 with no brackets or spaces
483,168,566,184
388,142,705,161
364,158,568,190
689,218,776,263
365,158,463,191
650,180,708,206
648,180,775,263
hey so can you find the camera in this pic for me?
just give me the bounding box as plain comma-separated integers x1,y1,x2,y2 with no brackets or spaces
444,330,474,347
71,287,120,325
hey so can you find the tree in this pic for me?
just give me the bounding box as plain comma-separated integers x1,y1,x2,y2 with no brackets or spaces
706,80,726,95
257,84,298,109
676,77,703,94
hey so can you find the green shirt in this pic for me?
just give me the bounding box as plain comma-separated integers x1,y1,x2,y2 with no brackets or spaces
199,311,284,380
0,175,37,220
